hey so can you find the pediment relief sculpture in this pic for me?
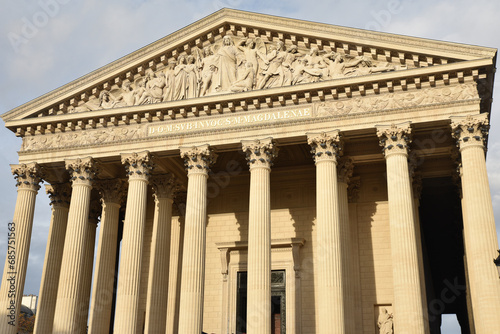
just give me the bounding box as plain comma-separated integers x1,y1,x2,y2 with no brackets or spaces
67,35,403,114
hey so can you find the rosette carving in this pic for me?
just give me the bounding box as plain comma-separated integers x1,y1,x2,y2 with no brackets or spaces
241,138,278,170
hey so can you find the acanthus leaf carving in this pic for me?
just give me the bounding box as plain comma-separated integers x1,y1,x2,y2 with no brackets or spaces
45,183,71,207
307,130,342,164
450,113,489,151
150,173,179,200
121,151,154,181
11,162,43,191
241,137,278,170
65,157,98,186
180,144,217,176
377,122,412,157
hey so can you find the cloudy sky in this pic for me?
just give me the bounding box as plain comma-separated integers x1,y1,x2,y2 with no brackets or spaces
0,0,499,331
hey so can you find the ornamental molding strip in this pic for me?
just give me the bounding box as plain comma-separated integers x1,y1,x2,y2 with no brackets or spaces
1,8,496,127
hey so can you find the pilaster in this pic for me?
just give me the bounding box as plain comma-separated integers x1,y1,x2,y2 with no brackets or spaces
0,163,42,334
114,151,153,334
451,113,500,333
241,138,278,334
178,145,216,334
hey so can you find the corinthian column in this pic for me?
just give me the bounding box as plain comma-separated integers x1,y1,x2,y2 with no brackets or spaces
377,123,428,333
242,138,278,334
114,151,153,334
178,145,217,334
0,163,42,334
337,157,355,333
78,199,100,330
166,194,186,334
307,131,345,334
451,114,500,333
144,174,178,333
34,183,71,334
88,179,126,334
53,157,97,334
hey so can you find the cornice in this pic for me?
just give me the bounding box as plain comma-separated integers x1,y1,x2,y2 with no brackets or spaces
2,8,496,124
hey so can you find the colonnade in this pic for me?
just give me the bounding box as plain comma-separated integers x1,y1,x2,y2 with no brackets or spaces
0,114,499,333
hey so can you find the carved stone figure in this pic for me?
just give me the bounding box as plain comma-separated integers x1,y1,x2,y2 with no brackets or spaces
163,60,177,102
198,46,218,96
230,61,255,92
185,55,200,99
173,55,188,100
377,308,393,334
214,35,238,92
237,38,267,85
258,40,287,89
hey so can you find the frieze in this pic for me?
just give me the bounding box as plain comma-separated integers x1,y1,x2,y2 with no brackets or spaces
315,82,478,117
20,82,480,152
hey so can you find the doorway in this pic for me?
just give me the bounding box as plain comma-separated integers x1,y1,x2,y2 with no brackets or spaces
235,270,286,334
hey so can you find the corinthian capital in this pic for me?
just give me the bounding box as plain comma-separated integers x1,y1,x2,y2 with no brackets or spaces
66,157,97,186
11,162,43,191
95,179,127,205
180,144,217,176
241,138,278,170
450,113,489,151
45,183,71,208
307,131,341,164
121,151,154,181
377,122,412,157
337,157,354,184
150,173,179,200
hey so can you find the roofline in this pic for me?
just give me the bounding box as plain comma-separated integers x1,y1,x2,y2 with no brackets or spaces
3,8,497,122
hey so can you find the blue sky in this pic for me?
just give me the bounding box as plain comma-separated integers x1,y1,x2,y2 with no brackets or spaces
1,1,499,332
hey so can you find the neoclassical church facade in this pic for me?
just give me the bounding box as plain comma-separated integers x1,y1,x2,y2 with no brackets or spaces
1,8,499,334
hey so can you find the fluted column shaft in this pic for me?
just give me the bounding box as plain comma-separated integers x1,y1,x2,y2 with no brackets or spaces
53,157,96,334
178,145,216,334
0,163,42,334
144,175,178,333
308,132,345,334
79,216,98,329
451,114,500,333
34,184,70,334
88,179,125,334
377,123,427,333
242,138,277,334
166,199,186,334
114,151,153,334
338,157,355,334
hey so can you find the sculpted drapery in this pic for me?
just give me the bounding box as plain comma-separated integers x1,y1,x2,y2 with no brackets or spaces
66,34,400,113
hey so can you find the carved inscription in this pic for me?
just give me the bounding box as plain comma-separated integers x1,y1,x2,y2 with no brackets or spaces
148,107,312,135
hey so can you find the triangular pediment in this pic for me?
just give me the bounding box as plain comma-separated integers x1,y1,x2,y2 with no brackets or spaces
2,8,496,129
